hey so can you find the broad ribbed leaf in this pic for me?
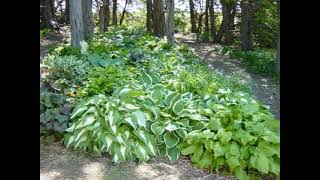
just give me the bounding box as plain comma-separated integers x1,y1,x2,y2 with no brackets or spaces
235,168,248,180
70,106,88,119
175,129,187,138
250,153,270,174
197,150,213,168
258,141,279,157
216,129,232,143
165,122,180,131
213,142,225,157
207,118,222,131
173,99,184,114
165,92,178,105
164,131,179,148
181,144,197,155
124,117,137,130
166,146,180,161
226,156,240,171
132,110,146,128
151,122,165,136
124,104,140,110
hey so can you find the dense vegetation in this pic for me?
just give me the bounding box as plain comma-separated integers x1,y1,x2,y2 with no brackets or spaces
40,27,279,180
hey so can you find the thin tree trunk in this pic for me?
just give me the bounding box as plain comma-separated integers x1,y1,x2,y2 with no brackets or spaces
112,0,117,25
146,0,153,32
196,13,205,41
213,20,224,43
119,0,128,25
82,0,93,40
209,0,216,40
230,3,237,30
276,34,280,73
204,0,209,33
189,0,197,33
41,0,54,28
221,0,233,45
70,0,84,47
99,0,110,32
240,0,253,51
166,0,174,46
153,0,165,37
65,0,70,24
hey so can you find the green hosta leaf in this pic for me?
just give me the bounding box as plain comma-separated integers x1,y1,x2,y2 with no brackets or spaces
240,132,256,145
132,110,146,128
166,146,180,161
258,141,279,157
197,150,213,168
145,106,160,120
204,140,214,151
135,143,149,162
250,152,270,174
124,104,140,110
226,156,240,171
151,122,165,137
207,118,222,131
175,129,187,138
65,123,76,133
158,144,167,156
216,129,232,143
70,106,88,119
115,134,126,145
135,129,150,145
147,138,158,156
151,88,163,102
112,143,126,163
189,114,209,121
165,122,180,131
199,129,215,139
230,142,240,157
164,131,179,148
105,134,113,152
165,92,178,106
262,130,280,143
66,136,75,148
75,128,88,141
160,111,173,118
172,99,184,114
213,142,225,157
181,144,197,155
142,72,153,86
242,103,259,114
191,144,204,162
198,108,213,116
124,117,137,130
269,158,280,175
235,167,248,180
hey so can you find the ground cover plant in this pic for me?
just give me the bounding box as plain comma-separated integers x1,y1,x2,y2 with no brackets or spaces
40,26,279,180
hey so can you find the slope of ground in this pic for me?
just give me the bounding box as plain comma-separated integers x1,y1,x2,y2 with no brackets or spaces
40,32,236,180
175,33,280,119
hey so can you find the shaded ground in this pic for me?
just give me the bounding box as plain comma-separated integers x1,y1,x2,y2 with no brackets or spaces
175,33,280,119
41,143,236,180
40,32,236,180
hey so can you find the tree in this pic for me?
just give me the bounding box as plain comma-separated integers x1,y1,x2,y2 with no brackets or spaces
40,0,55,28
65,0,70,24
70,0,84,47
189,0,197,33
82,0,94,40
240,0,253,51
220,0,234,45
204,0,209,33
119,0,128,25
209,0,216,39
146,0,153,32
70,0,93,47
112,0,118,25
166,0,174,46
153,0,165,37
99,0,111,32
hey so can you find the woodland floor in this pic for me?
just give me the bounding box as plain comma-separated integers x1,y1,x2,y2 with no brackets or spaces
40,31,279,180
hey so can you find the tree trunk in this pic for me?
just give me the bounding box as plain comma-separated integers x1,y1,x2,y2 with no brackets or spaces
65,0,70,24
209,0,215,39
213,20,224,43
189,0,197,33
196,13,205,41
146,0,153,32
82,0,93,40
119,0,128,25
112,0,117,25
70,0,85,47
276,34,280,73
50,0,55,19
40,0,54,28
166,0,174,46
230,3,237,30
204,0,209,33
240,0,253,51
153,0,165,37
221,0,233,45
99,0,110,32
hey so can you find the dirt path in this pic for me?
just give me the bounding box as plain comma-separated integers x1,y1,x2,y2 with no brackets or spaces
40,33,236,180
175,33,280,120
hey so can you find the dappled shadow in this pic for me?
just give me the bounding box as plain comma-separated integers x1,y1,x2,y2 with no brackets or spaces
40,144,236,180
175,33,280,119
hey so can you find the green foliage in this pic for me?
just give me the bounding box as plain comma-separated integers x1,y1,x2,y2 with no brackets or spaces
41,26,279,178
40,28,53,38
40,92,74,134
216,46,277,77
174,11,188,33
